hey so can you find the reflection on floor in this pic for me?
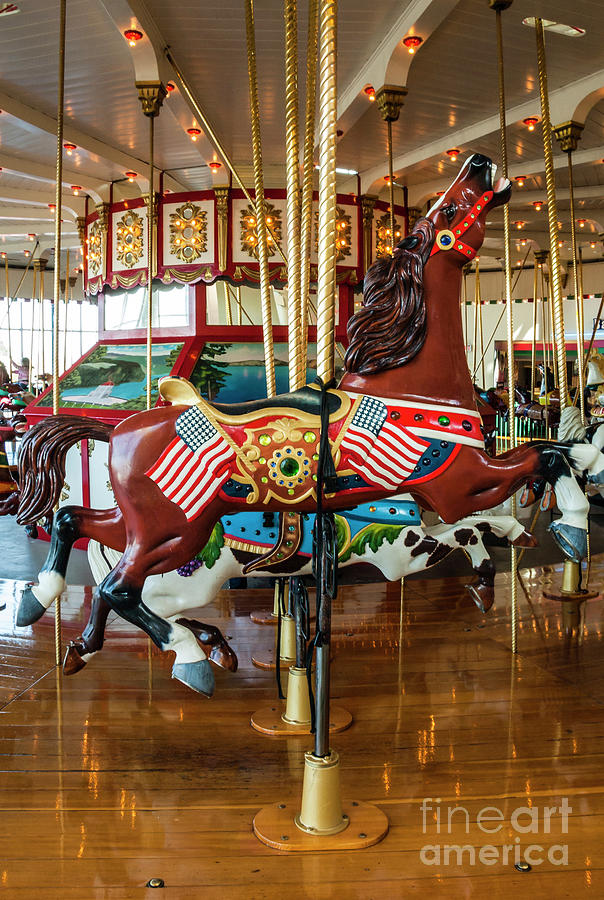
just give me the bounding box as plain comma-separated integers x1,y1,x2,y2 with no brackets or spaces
1,557,604,897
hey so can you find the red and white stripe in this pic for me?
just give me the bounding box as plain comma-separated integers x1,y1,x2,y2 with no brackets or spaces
341,421,429,490
146,434,234,521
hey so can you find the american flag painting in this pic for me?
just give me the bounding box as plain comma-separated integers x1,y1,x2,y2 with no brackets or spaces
146,406,235,521
339,396,429,490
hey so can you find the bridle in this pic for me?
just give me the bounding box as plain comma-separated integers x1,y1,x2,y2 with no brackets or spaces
430,190,493,261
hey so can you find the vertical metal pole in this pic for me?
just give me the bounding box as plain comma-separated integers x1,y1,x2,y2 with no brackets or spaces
387,120,395,253
314,0,338,759
531,260,538,397
146,118,154,411
63,249,69,373
493,3,518,653
53,0,67,668
5,257,11,381
566,151,585,420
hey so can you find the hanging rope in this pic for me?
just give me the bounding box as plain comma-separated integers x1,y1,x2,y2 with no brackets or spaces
245,0,276,397
299,0,319,381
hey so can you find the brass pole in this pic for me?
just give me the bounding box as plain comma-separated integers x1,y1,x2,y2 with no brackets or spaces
387,120,395,252
53,0,66,668
578,245,586,372
284,0,303,391
531,260,538,397
29,266,37,394
237,285,243,325
40,266,45,384
224,284,233,326
299,0,319,378
245,0,275,397
147,116,154,411
567,150,585,421
492,1,517,653
63,249,69,373
462,267,468,368
164,47,287,268
315,0,338,385
472,261,479,377
5,257,11,381
535,18,568,407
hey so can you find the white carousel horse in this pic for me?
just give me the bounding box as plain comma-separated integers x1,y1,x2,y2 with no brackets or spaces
53,498,535,682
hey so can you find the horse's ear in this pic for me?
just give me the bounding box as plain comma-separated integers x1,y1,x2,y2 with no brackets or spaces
396,235,420,251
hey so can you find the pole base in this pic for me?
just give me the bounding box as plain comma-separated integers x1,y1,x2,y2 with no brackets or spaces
253,799,388,851
251,704,352,736
251,649,297,670
250,610,279,626
543,588,599,603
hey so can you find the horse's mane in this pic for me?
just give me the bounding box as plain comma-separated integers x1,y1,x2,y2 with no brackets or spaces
344,218,435,375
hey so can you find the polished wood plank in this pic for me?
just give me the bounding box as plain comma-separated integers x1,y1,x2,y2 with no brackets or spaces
0,561,604,896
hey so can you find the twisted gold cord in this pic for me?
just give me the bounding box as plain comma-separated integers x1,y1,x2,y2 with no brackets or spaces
315,0,338,383
245,0,275,396
284,0,303,390
299,0,319,379
535,18,567,408
531,258,538,397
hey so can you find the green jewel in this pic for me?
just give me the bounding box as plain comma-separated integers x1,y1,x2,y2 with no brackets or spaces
438,415,450,426
259,434,271,446
288,488,294,495
312,474,317,481
261,476,268,483
312,453,319,461
280,457,300,477
259,456,266,464
303,431,316,443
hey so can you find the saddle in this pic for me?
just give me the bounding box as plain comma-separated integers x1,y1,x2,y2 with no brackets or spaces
159,377,348,569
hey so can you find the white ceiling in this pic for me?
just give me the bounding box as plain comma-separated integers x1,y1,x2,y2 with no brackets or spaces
0,0,602,272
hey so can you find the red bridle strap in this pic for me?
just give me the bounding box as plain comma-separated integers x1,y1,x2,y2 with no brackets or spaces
430,190,493,261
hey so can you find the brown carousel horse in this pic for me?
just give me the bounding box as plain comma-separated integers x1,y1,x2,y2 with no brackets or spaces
14,154,598,696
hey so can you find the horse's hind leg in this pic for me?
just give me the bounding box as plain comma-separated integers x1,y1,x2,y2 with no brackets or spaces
175,618,238,672
17,506,125,627
98,541,214,697
63,591,113,675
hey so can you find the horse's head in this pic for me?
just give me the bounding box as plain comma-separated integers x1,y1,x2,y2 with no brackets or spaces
426,153,511,266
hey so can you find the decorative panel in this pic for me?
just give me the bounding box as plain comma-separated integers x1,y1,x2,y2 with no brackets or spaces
162,199,215,266
111,204,148,273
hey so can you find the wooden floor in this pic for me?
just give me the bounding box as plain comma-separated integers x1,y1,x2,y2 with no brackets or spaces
1,561,604,898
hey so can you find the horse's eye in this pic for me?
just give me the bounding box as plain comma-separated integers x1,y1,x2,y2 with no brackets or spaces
442,203,457,221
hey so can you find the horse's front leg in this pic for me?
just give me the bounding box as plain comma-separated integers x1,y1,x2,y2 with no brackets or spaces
17,505,125,627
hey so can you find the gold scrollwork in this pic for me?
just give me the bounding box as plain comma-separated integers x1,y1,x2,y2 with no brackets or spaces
314,205,352,262
240,202,282,259
169,202,207,262
88,220,102,276
375,212,402,259
116,210,144,268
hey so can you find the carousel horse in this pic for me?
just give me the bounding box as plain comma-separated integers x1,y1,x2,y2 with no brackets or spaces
59,500,534,675
14,154,602,698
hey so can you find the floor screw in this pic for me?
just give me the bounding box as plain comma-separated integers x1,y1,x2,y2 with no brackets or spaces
146,878,165,888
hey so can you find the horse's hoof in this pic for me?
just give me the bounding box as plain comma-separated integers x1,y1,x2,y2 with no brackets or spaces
16,586,46,626
540,487,557,512
209,644,238,673
519,485,536,507
63,642,87,676
549,522,587,563
172,660,215,697
511,529,538,548
587,470,604,487
465,583,494,613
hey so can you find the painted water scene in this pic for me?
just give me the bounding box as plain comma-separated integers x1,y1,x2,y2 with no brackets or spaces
37,342,184,411
188,342,343,403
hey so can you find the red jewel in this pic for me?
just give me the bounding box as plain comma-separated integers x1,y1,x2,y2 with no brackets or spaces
390,411,400,420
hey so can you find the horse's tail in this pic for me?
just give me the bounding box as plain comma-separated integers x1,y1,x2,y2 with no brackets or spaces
16,415,114,525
